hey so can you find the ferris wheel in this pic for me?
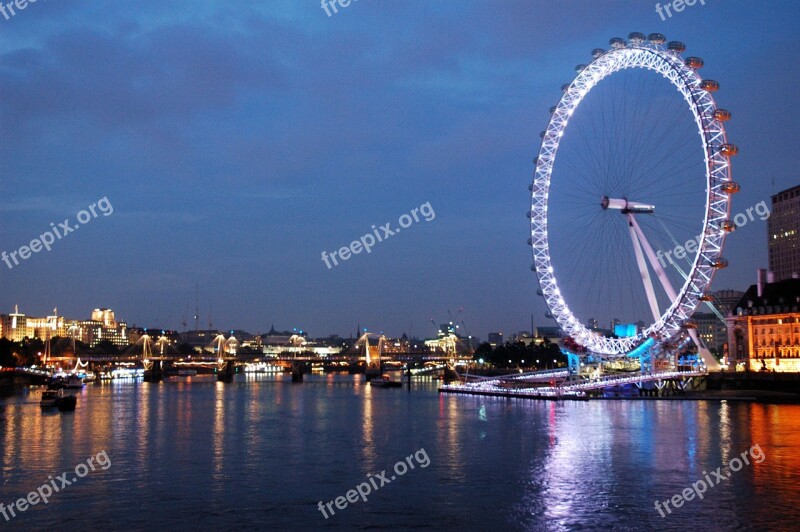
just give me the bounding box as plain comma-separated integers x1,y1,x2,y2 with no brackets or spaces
529,33,740,367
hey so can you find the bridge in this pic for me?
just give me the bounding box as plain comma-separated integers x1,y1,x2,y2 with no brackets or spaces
40,331,473,384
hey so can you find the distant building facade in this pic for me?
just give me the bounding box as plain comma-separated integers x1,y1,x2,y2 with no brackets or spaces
690,289,744,355
713,289,745,315
694,312,727,354
487,332,503,348
726,278,800,371
768,184,800,281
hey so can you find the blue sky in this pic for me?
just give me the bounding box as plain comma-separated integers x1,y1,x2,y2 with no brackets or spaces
1,0,798,339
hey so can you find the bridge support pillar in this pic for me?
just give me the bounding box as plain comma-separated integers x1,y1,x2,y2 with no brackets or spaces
443,363,459,384
291,361,304,383
365,365,381,382
562,349,580,381
144,360,162,382
217,359,235,382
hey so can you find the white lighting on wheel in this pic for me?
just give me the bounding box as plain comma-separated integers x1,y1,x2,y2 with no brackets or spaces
529,34,733,362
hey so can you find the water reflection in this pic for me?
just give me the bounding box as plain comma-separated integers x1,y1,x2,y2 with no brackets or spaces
1,379,799,529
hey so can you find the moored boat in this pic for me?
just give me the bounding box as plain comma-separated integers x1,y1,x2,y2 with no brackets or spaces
64,374,85,389
40,390,59,409
369,374,402,388
55,393,77,412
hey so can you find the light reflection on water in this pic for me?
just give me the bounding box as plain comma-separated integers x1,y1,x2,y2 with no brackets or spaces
1,375,799,530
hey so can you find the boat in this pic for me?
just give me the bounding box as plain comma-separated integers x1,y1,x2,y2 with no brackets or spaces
369,374,402,388
40,389,77,411
64,374,85,389
40,390,60,409
55,393,77,412
177,369,198,376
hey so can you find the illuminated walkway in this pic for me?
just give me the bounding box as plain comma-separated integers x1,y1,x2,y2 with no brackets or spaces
440,369,707,398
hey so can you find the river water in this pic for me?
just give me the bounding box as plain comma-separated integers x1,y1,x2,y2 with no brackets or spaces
1,374,798,530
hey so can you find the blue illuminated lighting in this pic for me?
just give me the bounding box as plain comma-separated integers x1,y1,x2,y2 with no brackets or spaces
627,338,656,359
614,323,637,337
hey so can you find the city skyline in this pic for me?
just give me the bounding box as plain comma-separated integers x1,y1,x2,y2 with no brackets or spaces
1,1,798,341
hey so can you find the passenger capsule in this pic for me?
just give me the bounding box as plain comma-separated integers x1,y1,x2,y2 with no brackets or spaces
536,289,544,296
561,83,571,91
609,37,626,49
720,181,740,194
575,64,587,73
549,106,557,114
531,264,537,272
648,33,666,44
712,257,729,269
526,210,532,218
713,109,732,122
700,79,719,92
540,131,546,138
628,32,645,44
685,57,704,69
592,48,605,59
720,144,739,157
545,311,554,319
667,41,686,53
698,293,714,302
720,219,736,232
681,319,698,330
527,237,533,246
528,183,533,192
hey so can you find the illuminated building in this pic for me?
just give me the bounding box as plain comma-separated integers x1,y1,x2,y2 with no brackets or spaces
0,306,72,342
768,184,800,281
0,306,128,348
726,277,800,372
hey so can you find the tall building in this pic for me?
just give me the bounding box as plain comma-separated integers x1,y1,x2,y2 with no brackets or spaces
768,184,800,281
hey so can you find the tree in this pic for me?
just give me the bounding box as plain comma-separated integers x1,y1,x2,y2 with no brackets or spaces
0,338,17,367
474,342,493,361
91,340,120,356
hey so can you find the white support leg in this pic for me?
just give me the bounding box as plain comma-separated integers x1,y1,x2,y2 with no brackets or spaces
628,216,720,371
626,214,661,323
